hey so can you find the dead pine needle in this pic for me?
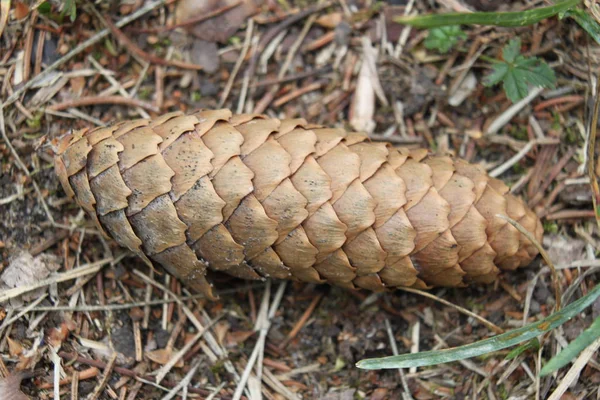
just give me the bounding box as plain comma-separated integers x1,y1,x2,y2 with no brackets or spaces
586,72,600,230
497,214,561,310
398,287,504,334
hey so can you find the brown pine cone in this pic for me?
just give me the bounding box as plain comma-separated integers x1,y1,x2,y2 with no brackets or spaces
54,109,543,299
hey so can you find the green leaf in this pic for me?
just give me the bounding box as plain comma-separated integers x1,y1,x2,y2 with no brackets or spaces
540,315,600,376
565,8,600,46
502,38,521,63
483,39,556,103
505,337,540,360
356,283,600,370
424,26,466,53
37,1,52,15
394,0,581,28
61,0,77,22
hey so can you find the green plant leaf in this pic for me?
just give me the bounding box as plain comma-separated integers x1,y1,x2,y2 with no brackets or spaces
61,0,77,22
483,39,556,103
356,283,600,370
502,38,521,63
564,8,600,46
37,1,52,15
540,315,600,376
424,26,466,53
394,0,581,28
505,337,540,360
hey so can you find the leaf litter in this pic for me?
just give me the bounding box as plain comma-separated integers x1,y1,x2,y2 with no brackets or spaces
0,0,599,399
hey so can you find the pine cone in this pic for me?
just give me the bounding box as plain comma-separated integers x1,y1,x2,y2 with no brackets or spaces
54,110,543,299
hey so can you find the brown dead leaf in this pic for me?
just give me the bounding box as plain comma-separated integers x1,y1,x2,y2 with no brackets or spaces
47,319,76,347
175,0,262,43
190,39,220,74
225,330,255,348
543,234,586,268
315,13,343,29
214,321,230,346
0,374,30,400
0,252,60,302
7,337,24,357
14,2,29,20
70,76,86,96
145,348,184,367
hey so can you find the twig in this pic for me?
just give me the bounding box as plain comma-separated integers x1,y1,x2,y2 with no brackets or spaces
134,1,242,33
132,269,247,395
101,15,203,71
233,281,288,400
486,87,544,135
489,138,560,178
279,292,323,349
409,321,420,374
71,369,80,400
87,55,150,119
3,0,167,107
586,72,600,229
246,2,332,83
38,367,99,389
47,95,159,113
86,352,117,400
159,359,202,400
272,81,325,107
545,210,597,220
0,105,55,224
155,315,222,384
219,19,254,107
546,336,600,400
250,66,332,88
398,287,503,334
58,352,219,397
497,214,561,310
385,318,414,400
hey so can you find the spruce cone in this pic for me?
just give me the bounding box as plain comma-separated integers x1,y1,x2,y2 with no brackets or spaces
54,110,543,299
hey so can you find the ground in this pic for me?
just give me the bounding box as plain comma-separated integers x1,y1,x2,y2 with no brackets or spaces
0,0,599,399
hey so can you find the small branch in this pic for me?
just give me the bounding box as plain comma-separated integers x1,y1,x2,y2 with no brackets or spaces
3,0,167,107
398,287,504,334
47,96,159,113
102,16,204,71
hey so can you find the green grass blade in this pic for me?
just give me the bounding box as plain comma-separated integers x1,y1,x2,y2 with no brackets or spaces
394,0,581,28
565,8,600,45
540,315,600,376
356,283,600,370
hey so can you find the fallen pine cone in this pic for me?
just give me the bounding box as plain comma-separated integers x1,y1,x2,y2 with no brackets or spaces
54,109,542,299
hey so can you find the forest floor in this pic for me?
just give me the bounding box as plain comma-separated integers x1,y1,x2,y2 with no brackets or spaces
1,0,599,399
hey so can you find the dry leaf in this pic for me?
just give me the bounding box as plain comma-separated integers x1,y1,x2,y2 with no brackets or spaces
214,321,230,346
226,330,255,347
315,13,343,29
14,2,30,20
145,348,184,367
7,337,24,357
190,39,220,74
70,76,86,96
48,319,76,347
175,0,261,43
0,374,29,400
0,251,60,302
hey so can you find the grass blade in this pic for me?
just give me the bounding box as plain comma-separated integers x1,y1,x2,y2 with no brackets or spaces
540,316,600,376
394,0,581,28
356,283,600,370
565,8,600,45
